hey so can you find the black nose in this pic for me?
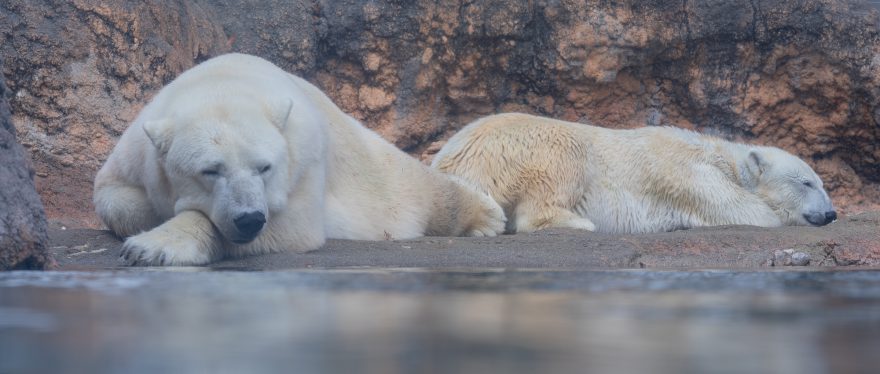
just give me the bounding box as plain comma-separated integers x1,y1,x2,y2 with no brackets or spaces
233,211,266,237
825,211,837,224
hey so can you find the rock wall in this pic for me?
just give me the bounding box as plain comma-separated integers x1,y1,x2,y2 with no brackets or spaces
0,1,228,227
1,0,879,228
0,58,54,270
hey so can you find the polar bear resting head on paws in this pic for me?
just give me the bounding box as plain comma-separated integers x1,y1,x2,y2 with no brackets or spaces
140,98,293,245
93,53,505,266
432,113,835,234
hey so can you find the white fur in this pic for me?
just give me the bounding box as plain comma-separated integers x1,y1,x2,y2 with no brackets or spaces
432,113,836,234
94,53,505,266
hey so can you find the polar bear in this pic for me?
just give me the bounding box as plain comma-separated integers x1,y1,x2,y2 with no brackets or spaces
93,53,505,266
432,113,836,234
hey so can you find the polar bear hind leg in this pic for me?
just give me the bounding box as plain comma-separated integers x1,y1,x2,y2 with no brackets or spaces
513,199,596,233
467,225,500,237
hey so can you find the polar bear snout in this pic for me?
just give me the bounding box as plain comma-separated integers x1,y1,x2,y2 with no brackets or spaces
209,170,273,243
827,210,838,222
803,210,837,226
231,211,267,243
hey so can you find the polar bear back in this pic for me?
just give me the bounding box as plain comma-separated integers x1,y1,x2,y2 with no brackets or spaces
433,113,788,233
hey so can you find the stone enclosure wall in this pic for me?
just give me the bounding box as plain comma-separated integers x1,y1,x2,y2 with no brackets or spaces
0,58,54,269
1,0,879,228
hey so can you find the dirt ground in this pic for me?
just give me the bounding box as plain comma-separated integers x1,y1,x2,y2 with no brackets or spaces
45,211,880,270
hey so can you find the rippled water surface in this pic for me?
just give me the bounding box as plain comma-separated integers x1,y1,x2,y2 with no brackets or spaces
2,269,879,374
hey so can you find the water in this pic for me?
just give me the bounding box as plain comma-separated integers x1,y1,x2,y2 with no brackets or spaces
1,269,879,374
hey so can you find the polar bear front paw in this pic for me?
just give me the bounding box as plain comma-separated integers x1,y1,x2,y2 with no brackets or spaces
120,230,214,266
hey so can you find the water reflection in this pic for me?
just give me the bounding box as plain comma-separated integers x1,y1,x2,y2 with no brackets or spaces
1,269,879,373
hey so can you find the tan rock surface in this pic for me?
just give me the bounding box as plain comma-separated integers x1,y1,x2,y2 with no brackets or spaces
48,212,880,269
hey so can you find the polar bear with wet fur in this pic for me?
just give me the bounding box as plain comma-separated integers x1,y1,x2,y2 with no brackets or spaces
94,53,505,266
432,113,836,234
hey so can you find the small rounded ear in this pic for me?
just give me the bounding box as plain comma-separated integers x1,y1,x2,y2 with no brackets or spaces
143,119,171,153
746,149,766,178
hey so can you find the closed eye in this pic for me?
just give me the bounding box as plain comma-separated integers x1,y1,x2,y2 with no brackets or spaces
201,169,220,177
259,164,272,174
802,181,813,188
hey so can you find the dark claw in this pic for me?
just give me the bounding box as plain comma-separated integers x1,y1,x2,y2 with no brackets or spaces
119,250,130,265
158,253,166,266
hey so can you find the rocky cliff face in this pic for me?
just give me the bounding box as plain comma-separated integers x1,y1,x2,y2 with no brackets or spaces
1,0,879,227
0,1,227,227
0,58,54,270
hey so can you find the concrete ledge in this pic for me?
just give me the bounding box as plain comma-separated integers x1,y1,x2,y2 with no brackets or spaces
45,212,880,270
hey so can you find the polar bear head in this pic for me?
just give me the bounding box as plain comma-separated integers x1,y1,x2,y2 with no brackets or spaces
745,147,836,226
142,98,295,244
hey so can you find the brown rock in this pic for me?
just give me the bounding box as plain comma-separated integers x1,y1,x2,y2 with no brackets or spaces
1,0,879,227
358,86,395,112
0,1,228,228
0,58,54,270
